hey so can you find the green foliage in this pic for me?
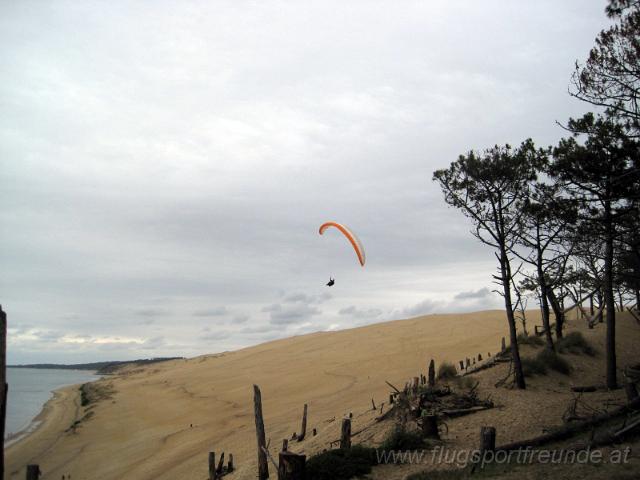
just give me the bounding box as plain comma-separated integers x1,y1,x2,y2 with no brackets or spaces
517,333,544,347
380,425,425,451
306,446,377,480
80,384,90,406
437,362,458,380
557,332,596,356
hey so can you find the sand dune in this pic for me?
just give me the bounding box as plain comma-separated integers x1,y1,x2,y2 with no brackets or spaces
6,309,639,479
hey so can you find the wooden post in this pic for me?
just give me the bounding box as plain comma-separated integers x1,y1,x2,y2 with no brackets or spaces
208,452,216,480
216,452,225,475
371,398,376,410
428,359,436,387
278,451,306,480
389,394,394,404
1,305,6,480
282,439,288,452
26,465,40,480
480,426,496,452
478,354,483,362
298,404,307,441
459,360,465,371
228,453,234,473
312,428,317,436
466,358,471,368
421,414,439,439
253,385,269,479
625,382,639,402
413,376,419,393
501,337,506,354
340,418,351,449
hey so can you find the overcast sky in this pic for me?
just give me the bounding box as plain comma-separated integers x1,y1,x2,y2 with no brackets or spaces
1,1,609,363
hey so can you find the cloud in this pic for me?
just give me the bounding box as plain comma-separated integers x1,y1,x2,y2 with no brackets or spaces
232,314,249,324
454,287,492,300
402,299,444,317
338,305,383,319
283,292,332,304
135,309,170,317
267,303,322,325
193,307,228,317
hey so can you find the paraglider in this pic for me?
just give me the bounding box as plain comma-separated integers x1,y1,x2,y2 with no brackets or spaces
318,222,366,266
326,277,335,287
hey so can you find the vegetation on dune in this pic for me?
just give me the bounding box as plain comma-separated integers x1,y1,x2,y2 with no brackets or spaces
522,349,572,377
557,332,596,356
305,446,378,480
516,333,545,347
380,425,426,451
437,362,458,381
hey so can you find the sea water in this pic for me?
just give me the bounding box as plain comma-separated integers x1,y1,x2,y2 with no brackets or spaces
5,368,101,443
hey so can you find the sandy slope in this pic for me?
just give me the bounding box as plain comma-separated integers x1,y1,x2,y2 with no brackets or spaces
5,310,640,480
5,310,510,479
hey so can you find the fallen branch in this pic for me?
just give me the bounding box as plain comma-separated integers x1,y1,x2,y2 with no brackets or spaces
498,396,640,451
385,381,401,394
440,406,492,418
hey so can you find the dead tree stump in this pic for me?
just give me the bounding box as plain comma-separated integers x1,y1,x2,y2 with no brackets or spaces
340,418,351,449
421,414,439,439
278,452,306,480
298,404,307,441
253,385,269,479
480,426,496,452
428,359,436,387
26,465,41,480
216,452,225,475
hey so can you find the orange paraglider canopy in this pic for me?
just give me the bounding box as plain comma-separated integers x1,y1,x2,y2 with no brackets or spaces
319,222,366,266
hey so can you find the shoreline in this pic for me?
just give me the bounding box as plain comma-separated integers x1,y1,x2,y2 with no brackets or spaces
5,384,83,479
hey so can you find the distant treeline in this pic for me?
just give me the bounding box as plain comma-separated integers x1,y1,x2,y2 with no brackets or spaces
9,357,184,374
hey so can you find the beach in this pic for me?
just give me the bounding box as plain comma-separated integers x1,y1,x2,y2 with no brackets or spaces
4,310,640,479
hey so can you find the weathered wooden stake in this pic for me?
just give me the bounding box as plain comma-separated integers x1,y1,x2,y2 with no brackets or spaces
278,452,306,480
371,398,376,410
480,426,496,452
340,418,351,449
253,385,269,479
312,428,317,436
625,382,639,402
389,394,394,404
216,452,225,475
26,464,40,480
282,439,288,452
501,337,506,353
459,360,465,371
228,453,234,473
466,358,471,368
421,414,439,439
298,404,307,441
428,359,436,387
208,452,216,480
413,376,419,393
478,353,483,362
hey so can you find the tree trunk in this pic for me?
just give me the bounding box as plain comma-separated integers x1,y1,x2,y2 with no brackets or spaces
604,201,617,389
546,288,564,339
537,250,555,351
500,247,526,389
253,385,269,480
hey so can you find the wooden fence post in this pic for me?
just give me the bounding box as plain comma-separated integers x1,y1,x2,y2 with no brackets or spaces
428,359,436,387
26,465,40,480
501,337,506,354
298,404,307,441
278,452,306,480
253,385,269,479
340,418,351,449
228,453,234,473
459,360,465,371
466,358,471,368
421,414,439,439
478,354,483,362
480,426,496,453
282,439,288,452
208,452,216,480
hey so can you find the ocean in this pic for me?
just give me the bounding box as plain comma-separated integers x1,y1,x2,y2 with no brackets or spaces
5,368,101,443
